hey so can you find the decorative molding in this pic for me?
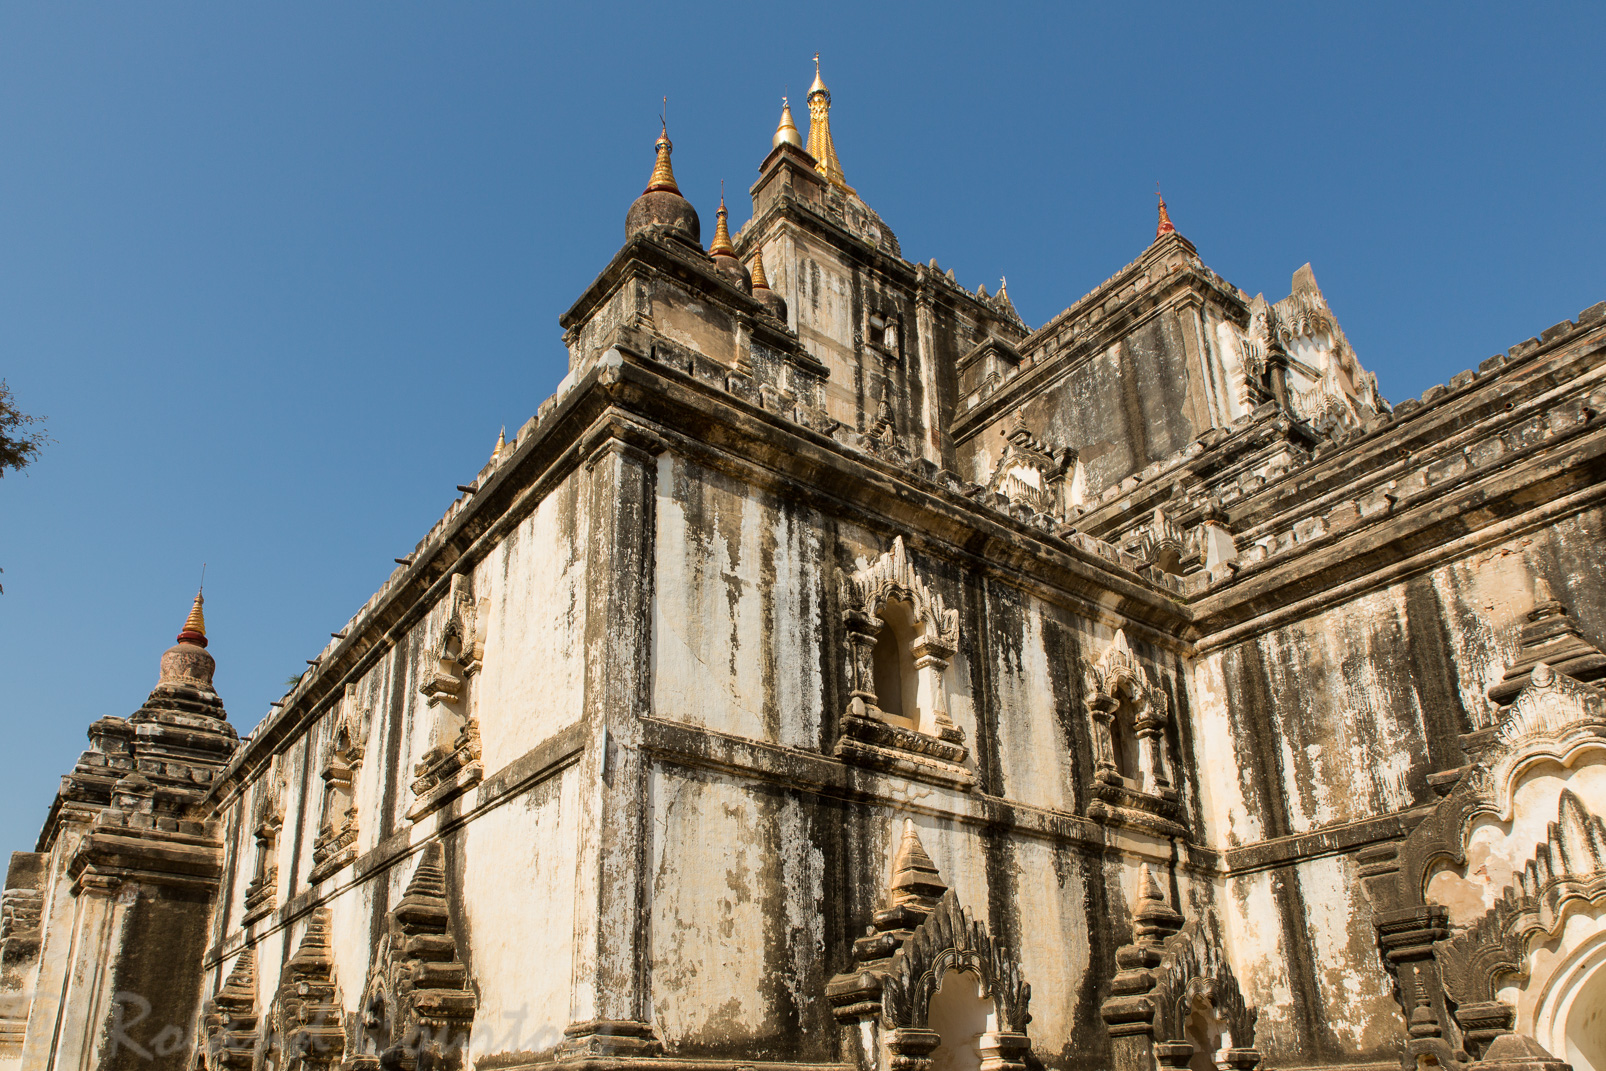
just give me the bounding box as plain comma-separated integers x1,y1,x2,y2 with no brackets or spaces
407,722,483,824
201,949,259,1071
826,821,1032,1071
241,785,283,926
1101,866,1260,1071
269,909,344,1071
310,707,367,885
1082,631,1183,834
420,576,483,707
836,538,971,788
356,844,476,1071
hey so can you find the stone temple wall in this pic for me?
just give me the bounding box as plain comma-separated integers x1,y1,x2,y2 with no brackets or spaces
4,98,1606,1071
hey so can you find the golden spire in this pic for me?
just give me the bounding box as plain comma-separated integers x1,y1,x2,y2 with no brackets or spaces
1155,186,1177,239
750,247,772,290
710,185,736,257
492,426,506,460
773,96,803,149
805,54,854,193
179,589,208,647
645,122,681,195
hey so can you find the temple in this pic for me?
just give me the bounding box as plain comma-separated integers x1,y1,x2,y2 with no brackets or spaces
5,58,1606,1071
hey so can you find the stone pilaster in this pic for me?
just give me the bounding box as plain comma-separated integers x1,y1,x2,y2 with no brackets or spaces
562,415,664,1055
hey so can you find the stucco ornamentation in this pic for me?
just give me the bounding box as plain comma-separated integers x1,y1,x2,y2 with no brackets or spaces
355,844,476,1071
201,949,259,1071
268,909,345,1071
836,537,972,787
828,822,1032,1071
1083,631,1183,834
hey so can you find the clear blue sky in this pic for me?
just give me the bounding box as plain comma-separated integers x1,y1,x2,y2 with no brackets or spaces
2,4,1602,853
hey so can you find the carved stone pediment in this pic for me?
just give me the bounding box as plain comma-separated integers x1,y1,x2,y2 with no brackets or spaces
1360,583,1606,1062
357,844,475,1071
842,536,958,656
826,822,1032,1071
836,538,971,788
985,410,1075,519
201,949,259,1071
269,909,345,1071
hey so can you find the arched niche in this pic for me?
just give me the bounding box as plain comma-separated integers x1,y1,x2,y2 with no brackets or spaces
837,537,973,789
1082,630,1185,836
1531,930,1606,1071
871,598,921,731
1359,590,1606,1066
927,969,996,1071
826,822,1032,1071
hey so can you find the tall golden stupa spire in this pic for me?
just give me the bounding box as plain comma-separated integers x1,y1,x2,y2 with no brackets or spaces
178,589,208,648
645,120,681,195
709,185,736,257
805,54,855,194
773,96,803,149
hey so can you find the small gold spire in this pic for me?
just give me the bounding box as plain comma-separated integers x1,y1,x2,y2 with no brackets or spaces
710,185,736,257
1155,185,1177,239
750,248,771,290
806,54,854,193
179,589,208,647
492,426,506,460
645,123,681,195
773,96,803,149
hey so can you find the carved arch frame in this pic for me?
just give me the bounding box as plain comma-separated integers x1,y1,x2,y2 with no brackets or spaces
1082,630,1184,836
836,536,973,789
1360,662,1606,1063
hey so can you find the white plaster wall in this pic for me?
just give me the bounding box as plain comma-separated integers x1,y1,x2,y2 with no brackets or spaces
646,764,826,1051
652,454,823,750
464,765,580,1059
988,604,1073,812
1007,837,1091,1056
473,481,589,772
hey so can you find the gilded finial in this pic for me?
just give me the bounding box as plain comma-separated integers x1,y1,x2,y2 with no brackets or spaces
645,105,680,195
710,183,736,258
750,248,771,290
492,426,506,460
809,53,829,100
805,55,854,193
1155,184,1176,239
179,588,208,648
773,96,803,149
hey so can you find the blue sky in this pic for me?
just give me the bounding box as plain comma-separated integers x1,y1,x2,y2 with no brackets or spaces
2,3,1602,853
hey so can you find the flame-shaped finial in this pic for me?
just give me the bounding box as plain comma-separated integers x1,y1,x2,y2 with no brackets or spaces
773,96,803,150
1155,186,1176,239
178,589,208,648
809,53,828,99
710,186,736,257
